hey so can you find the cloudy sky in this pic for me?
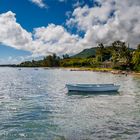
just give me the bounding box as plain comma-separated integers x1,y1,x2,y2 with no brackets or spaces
0,0,140,64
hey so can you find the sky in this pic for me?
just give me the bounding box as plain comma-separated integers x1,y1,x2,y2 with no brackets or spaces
0,0,140,64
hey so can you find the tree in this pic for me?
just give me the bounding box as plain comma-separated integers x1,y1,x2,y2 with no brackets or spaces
111,41,132,65
132,44,140,70
62,54,69,59
96,43,111,62
96,43,105,62
42,54,60,67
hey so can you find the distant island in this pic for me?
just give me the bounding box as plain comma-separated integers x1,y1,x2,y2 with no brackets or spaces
9,40,140,73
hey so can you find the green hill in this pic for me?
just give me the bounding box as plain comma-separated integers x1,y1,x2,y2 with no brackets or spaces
71,47,97,58
72,46,135,59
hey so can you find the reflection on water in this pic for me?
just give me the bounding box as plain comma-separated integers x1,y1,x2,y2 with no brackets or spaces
0,68,140,140
67,91,120,96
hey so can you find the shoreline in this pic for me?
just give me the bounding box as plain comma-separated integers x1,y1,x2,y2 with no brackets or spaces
0,66,140,75
61,67,140,75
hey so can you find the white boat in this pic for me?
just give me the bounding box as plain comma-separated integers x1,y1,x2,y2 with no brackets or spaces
66,84,120,92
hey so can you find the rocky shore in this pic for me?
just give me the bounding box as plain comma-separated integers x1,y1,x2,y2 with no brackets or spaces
64,67,140,76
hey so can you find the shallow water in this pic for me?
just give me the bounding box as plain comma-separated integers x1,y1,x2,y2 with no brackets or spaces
0,67,140,140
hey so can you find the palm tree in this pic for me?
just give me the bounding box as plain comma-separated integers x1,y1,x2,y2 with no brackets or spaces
96,43,105,62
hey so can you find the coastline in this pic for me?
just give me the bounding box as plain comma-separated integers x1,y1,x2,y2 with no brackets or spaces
1,66,140,76
61,67,140,76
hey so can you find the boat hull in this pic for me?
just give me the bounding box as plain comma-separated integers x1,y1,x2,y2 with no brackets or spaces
66,84,120,92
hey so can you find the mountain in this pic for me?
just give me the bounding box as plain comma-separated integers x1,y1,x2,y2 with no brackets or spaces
71,46,135,59
71,47,97,58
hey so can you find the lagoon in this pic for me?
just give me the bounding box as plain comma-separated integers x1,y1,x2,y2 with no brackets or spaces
0,67,140,140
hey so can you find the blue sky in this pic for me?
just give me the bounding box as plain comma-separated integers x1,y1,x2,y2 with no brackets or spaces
0,0,94,32
0,0,92,63
0,0,140,64
1,0,72,31
0,0,73,59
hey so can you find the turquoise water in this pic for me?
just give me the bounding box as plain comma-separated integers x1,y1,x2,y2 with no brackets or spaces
0,68,140,140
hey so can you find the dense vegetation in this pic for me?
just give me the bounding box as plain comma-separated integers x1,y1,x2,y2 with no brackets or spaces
71,48,96,58
19,41,140,72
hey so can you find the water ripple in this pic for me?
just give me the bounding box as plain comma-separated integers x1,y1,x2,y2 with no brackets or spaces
0,68,140,139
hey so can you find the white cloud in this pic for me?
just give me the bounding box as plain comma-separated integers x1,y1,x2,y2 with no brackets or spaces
0,0,140,64
33,24,81,55
0,55,36,64
73,0,84,8
58,0,66,2
29,0,66,8
65,11,71,18
0,11,34,51
67,0,115,31
67,0,140,48
0,11,82,58
29,0,47,8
